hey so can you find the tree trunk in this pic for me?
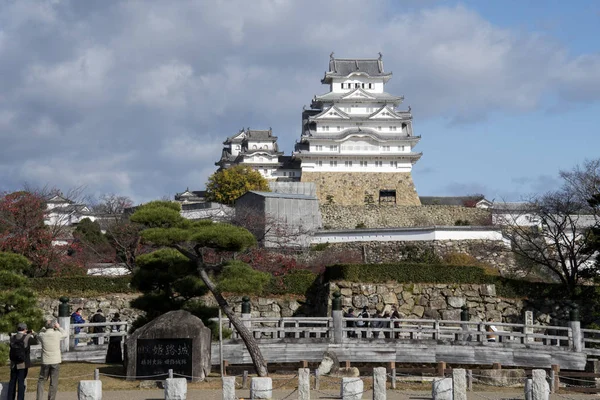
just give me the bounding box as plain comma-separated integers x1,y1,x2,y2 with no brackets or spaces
196,263,269,376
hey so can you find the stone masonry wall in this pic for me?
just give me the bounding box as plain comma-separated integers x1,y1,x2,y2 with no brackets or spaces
321,205,492,229
325,240,518,276
301,172,420,206
38,286,577,328
329,281,577,326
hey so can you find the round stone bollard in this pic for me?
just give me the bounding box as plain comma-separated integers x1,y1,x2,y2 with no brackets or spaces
164,378,187,400
340,377,363,400
432,377,453,400
78,380,102,400
251,377,273,399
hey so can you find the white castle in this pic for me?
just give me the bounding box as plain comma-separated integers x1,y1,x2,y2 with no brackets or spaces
216,54,422,205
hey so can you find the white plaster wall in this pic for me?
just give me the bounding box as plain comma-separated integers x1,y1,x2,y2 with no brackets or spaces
312,227,505,244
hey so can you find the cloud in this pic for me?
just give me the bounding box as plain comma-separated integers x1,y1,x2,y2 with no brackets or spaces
0,1,599,202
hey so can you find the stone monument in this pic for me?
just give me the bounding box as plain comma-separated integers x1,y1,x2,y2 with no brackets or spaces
125,310,211,382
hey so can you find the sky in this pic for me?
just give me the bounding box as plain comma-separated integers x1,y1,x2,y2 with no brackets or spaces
1,0,599,204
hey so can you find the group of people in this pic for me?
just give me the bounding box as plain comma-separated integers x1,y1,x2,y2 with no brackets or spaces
344,307,501,342
8,319,68,400
8,310,125,400
344,306,403,338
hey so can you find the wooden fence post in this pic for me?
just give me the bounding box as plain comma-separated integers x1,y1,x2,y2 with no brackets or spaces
437,361,446,377
551,364,560,393
389,361,396,389
242,370,248,389
467,370,473,391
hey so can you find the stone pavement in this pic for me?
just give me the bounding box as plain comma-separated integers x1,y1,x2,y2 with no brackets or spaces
19,389,597,400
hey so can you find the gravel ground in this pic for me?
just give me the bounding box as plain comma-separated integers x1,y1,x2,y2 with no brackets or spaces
19,389,597,400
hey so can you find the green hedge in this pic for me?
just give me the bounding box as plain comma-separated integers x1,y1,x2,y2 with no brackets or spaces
30,276,135,295
325,263,492,284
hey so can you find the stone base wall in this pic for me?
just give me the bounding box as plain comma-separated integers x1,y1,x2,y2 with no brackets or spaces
38,294,143,323
329,281,577,326
324,240,518,276
321,205,492,229
301,172,420,206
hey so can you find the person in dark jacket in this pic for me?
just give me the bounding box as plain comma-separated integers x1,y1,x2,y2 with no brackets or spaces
344,308,356,338
371,310,384,338
90,309,106,345
70,308,85,346
8,322,35,400
106,313,123,364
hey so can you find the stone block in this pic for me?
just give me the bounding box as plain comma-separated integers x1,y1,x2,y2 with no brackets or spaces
382,292,397,304
448,296,466,308
412,305,425,317
78,380,102,400
164,378,187,400
222,376,236,400
532,370,549,400
298,368,310,400
251,377,273,399
373,367,386,400
340,377,363,400
317,351,340,376
480,284,496,297
432,378,453,400
452,369,467,400
0,382,10,400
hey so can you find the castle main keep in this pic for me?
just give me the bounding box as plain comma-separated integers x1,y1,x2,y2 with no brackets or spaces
216,54,423,206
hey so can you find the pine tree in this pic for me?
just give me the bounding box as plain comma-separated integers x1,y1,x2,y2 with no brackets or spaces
0,252,43,332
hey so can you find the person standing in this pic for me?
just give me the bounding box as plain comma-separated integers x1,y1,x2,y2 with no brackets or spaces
106,313,123,364
371,310,383,338
70,307,85,346
36,319,68,400
486,318,498,342
8,322,35,400
344,308,356,338
90,309,106,345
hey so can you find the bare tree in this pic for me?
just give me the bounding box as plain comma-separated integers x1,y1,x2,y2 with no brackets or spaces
91,193,134,215
498,160,600,294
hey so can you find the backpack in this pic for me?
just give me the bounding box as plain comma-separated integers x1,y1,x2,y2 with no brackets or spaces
9,336,27,363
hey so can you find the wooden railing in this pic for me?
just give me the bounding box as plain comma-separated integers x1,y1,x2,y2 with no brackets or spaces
71,321,129,345
216,316,579,349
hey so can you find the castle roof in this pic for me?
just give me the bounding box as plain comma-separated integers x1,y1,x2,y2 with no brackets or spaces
322,54,392,83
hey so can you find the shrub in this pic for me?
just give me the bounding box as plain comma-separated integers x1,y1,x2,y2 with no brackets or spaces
399,245,441,264
454,219,471,226
30,276,135,295
355,222,366,229
311,243,330,251
442,252,481,266
0,343,8,366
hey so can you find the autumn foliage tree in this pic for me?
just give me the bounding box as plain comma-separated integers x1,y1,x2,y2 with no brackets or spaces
205,165,270,205
130,201,270,376
0,191,81,277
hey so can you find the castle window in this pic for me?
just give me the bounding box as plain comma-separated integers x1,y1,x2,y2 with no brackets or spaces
315,145,323,151
323,126,329,131
377,126,382,131
329,145,338,151
390,126,397,131
375,161,383,167
284,172,287,176
390,161,398,167
382,146,390,151
355,83,359,88
361,83,365,88
341,83,344,89
400,146,405,151
330,160,337,167
317,161,323,167
360,161,367,167
369,83,373,89
345,161,352,167
379,190,396,204
253,145,257,149
264,169,268,174
337,126,341,131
